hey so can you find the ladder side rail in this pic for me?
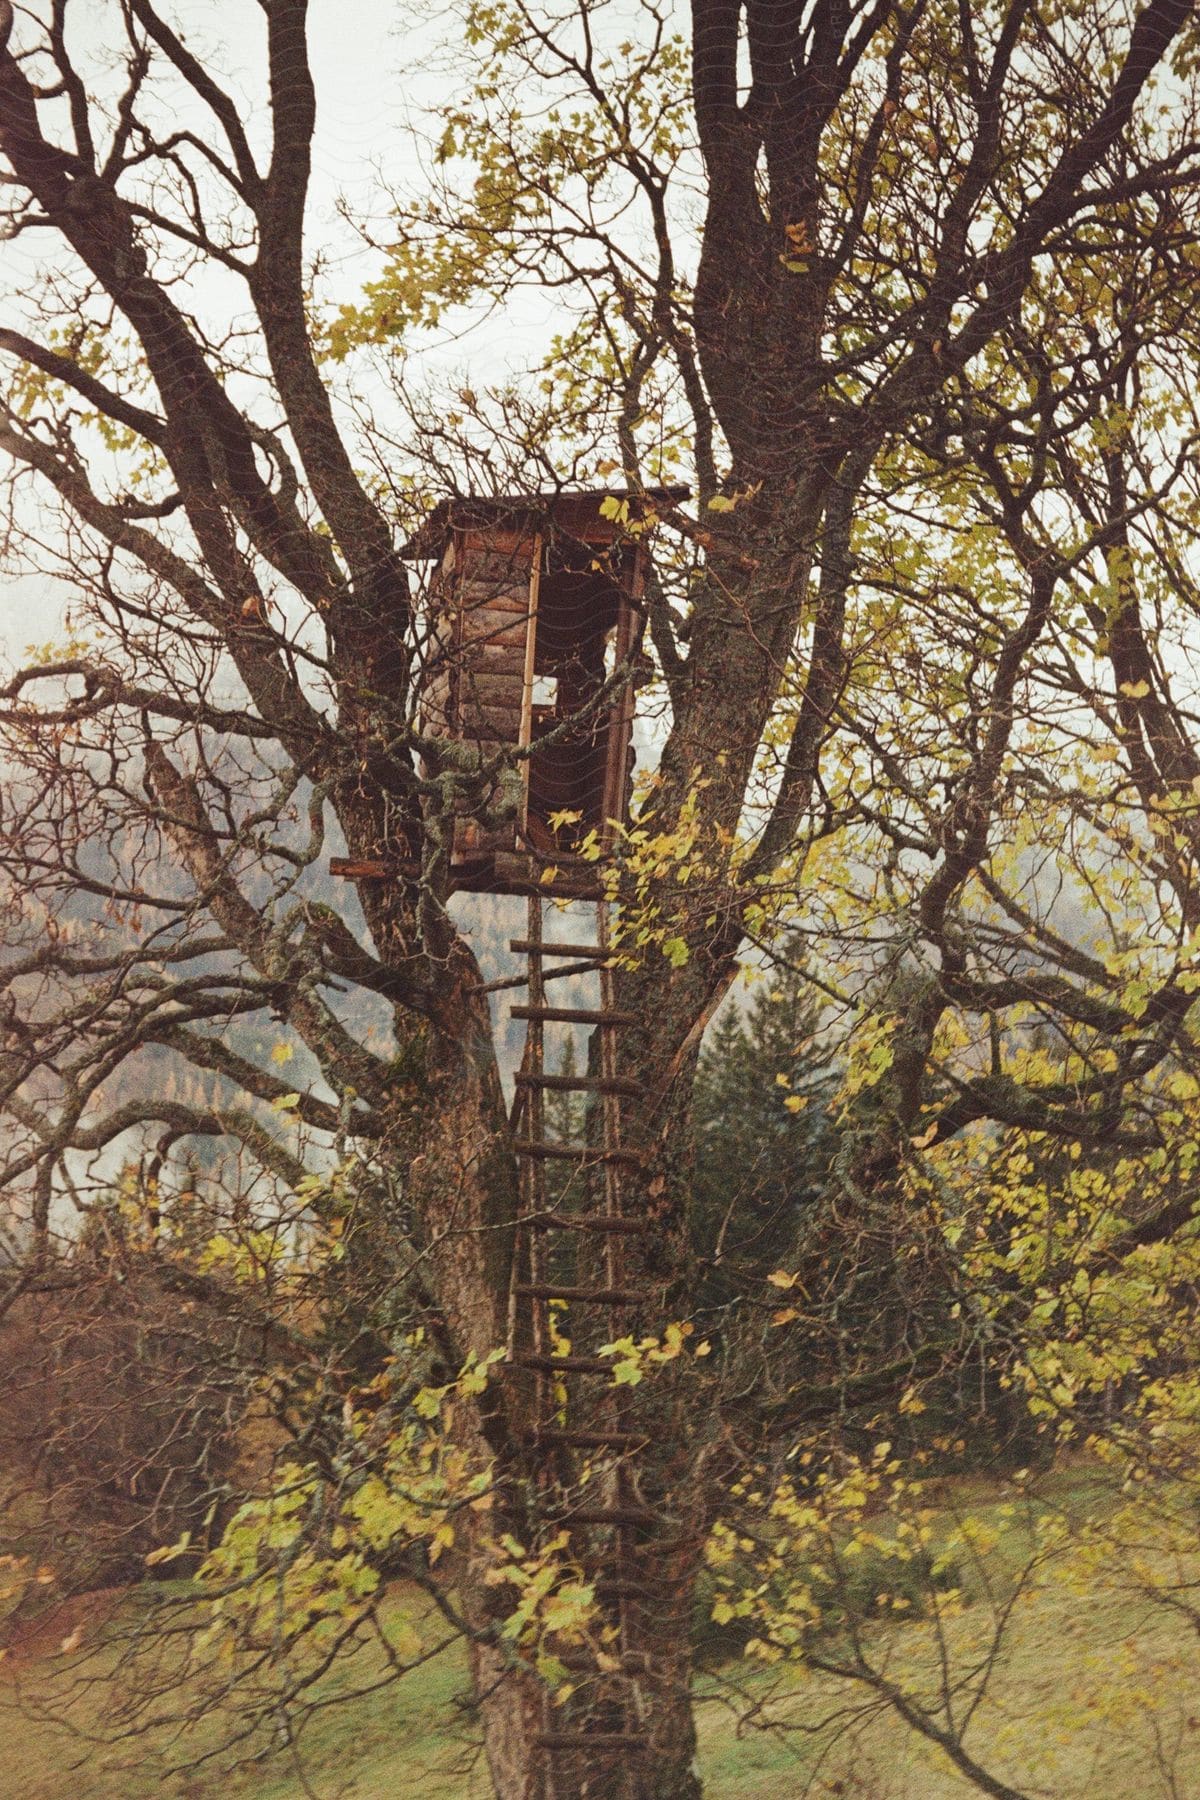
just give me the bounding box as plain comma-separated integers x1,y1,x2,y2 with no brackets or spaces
597,897,644,1760
521,891,561,1798
524,893,550,1379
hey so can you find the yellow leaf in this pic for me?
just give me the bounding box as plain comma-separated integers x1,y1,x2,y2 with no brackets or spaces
1119,680,1150,699
767,1270,798,1289
146,1531,192,1566
429,1521,455,1564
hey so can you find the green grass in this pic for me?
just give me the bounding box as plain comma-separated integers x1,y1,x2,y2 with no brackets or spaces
4,1586,491,1800
7,1471,1200,1800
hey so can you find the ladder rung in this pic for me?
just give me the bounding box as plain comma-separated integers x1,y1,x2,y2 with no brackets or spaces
554,1507,658,1527
515,1073,639,1096
475,959,605,995
538,1732,648,1750
514,1139,640,1165
556,1649,650,1672
514,1353,616,1375
510,938,614,959
510,1005,637,1025
533,1429,644,1449
534,1212,647,1234
517,1284,645,1305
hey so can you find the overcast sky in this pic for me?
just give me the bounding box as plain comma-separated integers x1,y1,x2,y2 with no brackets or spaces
0,0,564,652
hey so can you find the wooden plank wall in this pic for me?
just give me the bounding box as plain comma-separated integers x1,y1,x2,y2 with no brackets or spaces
419,531,536,859
456,534,535,748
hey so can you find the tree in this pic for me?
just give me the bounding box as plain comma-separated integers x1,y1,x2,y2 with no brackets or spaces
3,2,1200,1796
0,1166,249,1595
691,947,838,1286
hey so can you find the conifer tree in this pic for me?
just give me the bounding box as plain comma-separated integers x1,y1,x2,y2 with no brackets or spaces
692,948,838,1291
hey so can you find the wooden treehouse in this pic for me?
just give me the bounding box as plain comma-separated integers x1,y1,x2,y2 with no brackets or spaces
401,488,682,897
342,488,690,1785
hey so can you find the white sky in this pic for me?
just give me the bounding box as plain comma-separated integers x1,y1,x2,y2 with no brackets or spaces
0,0,566,649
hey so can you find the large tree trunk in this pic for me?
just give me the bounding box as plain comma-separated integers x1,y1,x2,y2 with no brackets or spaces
473,1583,705,1800
402,948,718,1796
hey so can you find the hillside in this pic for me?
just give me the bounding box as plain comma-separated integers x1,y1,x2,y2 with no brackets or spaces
6,1471,1199,1800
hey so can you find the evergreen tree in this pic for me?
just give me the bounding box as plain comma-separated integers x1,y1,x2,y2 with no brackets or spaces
544,1032,584,1149
692,950,839,1291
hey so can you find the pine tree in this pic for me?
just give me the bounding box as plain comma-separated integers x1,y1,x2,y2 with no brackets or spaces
545,1032,584,1148
692,950,838,1289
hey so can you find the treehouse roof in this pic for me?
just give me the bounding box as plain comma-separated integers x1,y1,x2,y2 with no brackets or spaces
398,486,688,560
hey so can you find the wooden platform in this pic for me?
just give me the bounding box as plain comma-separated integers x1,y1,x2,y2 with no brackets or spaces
329,849,605,900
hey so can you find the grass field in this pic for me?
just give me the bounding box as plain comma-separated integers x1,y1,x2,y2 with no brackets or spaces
6,1473,1200,1800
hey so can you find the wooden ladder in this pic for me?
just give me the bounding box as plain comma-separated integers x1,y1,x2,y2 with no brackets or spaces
509,892,651,1791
